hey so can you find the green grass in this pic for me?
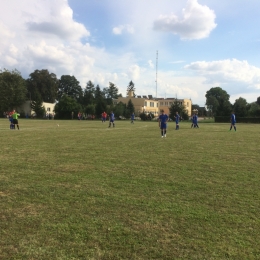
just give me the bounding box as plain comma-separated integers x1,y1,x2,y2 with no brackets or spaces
1,118,260,259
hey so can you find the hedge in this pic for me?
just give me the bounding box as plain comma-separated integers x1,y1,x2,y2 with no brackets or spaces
215,116,260,123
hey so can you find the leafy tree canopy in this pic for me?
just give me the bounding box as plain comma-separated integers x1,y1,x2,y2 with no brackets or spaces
248,102,260,117
58,75,83,101
54,95,81,119
81,80,95,106
257,96,260,106
169,100,189,120
31,99,45,118
113,102,126,118
108,82,119,99
0,69,27,112
126,99,135,117
205,87,231,116
95,85,107,117
85,104,95,115
233,97,248,117
127,80,136,97
104,82,119,105
27,69,58,103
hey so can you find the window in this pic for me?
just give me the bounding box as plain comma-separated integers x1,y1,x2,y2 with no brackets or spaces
169,102,172,105
144,101,147,106
160,102,164,106
150,102,154,107
47,107,50,111
187,102,189,106
165,102,168,106
180,102,182,105
157,103,158,107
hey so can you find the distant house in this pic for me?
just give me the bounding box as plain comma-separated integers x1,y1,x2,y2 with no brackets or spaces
114,91,192,116
157,98,192,116
17,101,55,116
114,91,159,117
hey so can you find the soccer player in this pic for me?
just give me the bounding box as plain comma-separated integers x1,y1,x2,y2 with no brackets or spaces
108,111,115,128
159,110,168,137
12,110,20,130
78,112,81,120
9,112,14,129
229,111,236,131
174,111,180,130
131,113,135,124
191,113,199,128
101,111,107,123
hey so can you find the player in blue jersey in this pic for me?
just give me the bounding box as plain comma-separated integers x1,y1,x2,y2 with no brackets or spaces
159,110,168,137
191,113,199,128
131,113,135,124
229,111,236,131
9,114,14,129
108,111,115,128
174,111,180,130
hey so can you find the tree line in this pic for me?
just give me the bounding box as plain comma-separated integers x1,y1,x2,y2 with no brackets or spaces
0,69,135,119
204,87,260,117
1,69,259,119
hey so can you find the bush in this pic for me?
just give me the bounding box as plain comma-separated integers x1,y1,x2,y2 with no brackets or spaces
139,113,154,121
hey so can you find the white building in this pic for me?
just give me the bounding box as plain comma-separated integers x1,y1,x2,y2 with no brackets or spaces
18,101,55,116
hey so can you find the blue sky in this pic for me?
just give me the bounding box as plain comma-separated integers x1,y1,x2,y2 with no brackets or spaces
0,0,260,106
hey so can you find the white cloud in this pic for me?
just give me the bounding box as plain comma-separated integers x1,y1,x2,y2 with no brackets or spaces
0,0,258,108
0,21,14,39
148,60,154,68
26,2,90,40
113,26,123,35
153,0,217,40
112,24,134,35
128,65,140,80
169,60,185,64
184,59,260,89
230,92,258,104
155,74,200,100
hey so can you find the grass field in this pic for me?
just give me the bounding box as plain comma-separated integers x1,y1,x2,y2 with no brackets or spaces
0,118,260,259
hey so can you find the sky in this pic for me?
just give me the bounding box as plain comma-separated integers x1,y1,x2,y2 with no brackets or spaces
0,0,260,106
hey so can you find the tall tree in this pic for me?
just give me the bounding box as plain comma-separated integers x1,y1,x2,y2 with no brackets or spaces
31,100,45,118
58,75,83,101
113,102,126,118
54,95,81,119
108,82,119,99
126,99,135,118
248,102,260,117
0,69,27,112
205,96,218,116
94,85,103,100
85,104,96,116
169,100,189,120
127,80,136,97
104,82,119,105
205,87,232,116
27,69,58,103
102,87,109,99
81,80,95,106
233,97,248,117
95,85,106,117
256,96,260,106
